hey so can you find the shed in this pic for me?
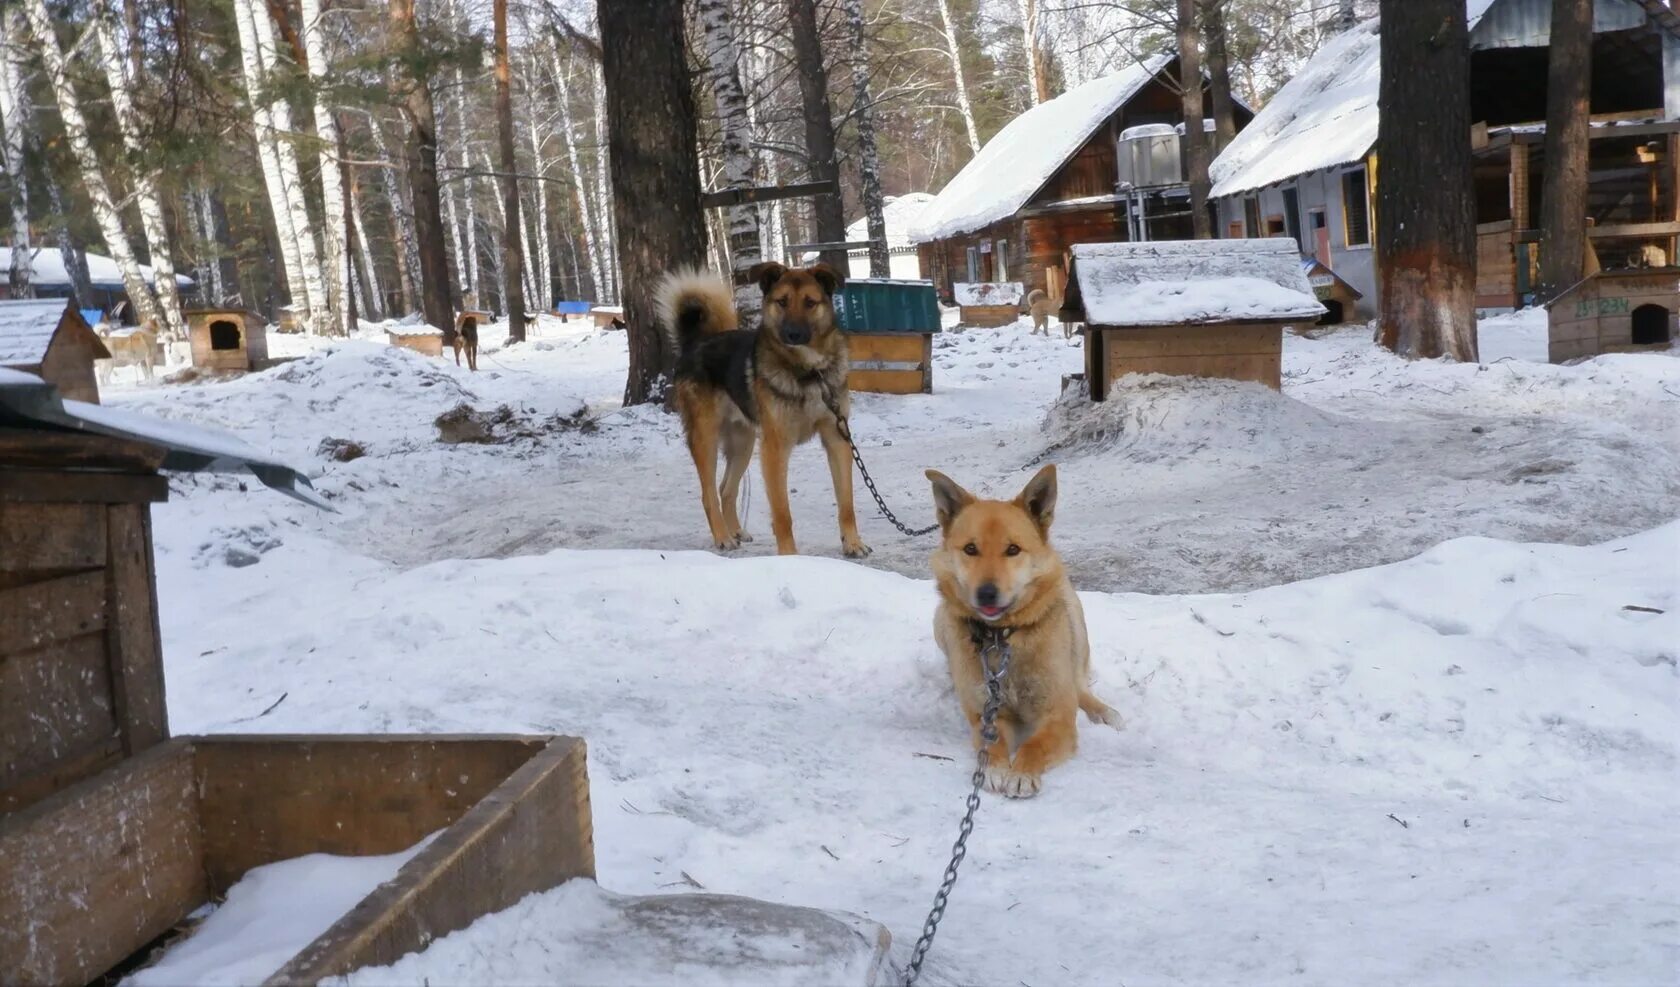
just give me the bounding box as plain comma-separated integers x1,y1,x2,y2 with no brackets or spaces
185,307,269,372
387,323,445,358
0,299,110,404
954,281,1024,327
1061,238,1325,399
1544,267,1677,361
1301,256,1364,325
834,278,941,393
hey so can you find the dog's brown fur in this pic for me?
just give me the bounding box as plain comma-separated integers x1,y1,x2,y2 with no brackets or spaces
97,323,156,383
1026,288,1057,336
927,465,1120,798
452,317,479,371
660,262,869,558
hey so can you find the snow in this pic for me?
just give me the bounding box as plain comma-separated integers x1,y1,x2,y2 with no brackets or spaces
124,839,430,986
953,281,1023,306
1209,18,1380,199
0,245,194,289
910,55,1172,242
805,193,937,262
0,298,72,366
1071,239,1324,325
88,307,1680,985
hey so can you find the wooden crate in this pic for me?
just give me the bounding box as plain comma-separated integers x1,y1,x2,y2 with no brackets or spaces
0,734,593,986
957,303,1019,327
387,330,444,358
847,333,933,394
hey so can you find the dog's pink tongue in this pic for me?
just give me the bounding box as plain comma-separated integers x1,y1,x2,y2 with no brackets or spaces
978,604,1004,617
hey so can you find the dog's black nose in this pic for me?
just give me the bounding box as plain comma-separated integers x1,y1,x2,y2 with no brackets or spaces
781,324,811,346
976,583,999,607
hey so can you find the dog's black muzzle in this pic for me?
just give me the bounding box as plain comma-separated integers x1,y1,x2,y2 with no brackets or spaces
780,323,813,347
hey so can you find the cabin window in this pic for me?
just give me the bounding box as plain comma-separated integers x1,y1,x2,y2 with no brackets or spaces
1227,221,1245,239
1265,215,1286,236
1342,167,1371,247
1243,197,1262,238
1632,304,1671,345
965,246,980,283
1282,186,1304,251
995,240,1009,281
209,319,242,351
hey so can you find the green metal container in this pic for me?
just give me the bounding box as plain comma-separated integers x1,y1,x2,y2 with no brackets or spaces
834,278,940,335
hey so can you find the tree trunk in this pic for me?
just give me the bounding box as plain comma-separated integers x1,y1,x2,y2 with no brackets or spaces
697,0,764,317
390,0,457,336
1537,0,1592,301
349,172,384,319
786,0,847,272
47,178,93,308
522,55,553,314
494,0,525,341
590,64,618,304
370,119,420,314
843,0,890,277
743,25,786,267
22,0,161,326
550,47,607,304
231,0,305,315
936,0,981,154
1203,0,1237,154
1018,0,1050,105
599,0,707,405
1177,0,1212,239
1376,0,1477,360
447,0,479,296
0,8,32,298
301,0,352,334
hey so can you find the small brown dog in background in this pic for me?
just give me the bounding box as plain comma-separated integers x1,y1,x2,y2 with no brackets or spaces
1026,289,1057,336
451,317,479,372
927,464,1120,798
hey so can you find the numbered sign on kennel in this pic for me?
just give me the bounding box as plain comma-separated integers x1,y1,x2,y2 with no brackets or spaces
833,278,941,394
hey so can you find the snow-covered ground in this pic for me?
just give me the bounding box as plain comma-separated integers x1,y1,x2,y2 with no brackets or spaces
100,309,1680,984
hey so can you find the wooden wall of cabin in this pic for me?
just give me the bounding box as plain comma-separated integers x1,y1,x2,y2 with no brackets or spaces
1023,209,1128,302
918,219,1025,301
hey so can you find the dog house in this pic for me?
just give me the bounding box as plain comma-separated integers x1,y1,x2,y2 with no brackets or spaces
185,307,270,372
387,324,445,358
1544,269,1678,362
953,282,1022,327
0,299,109,403
590,304,624,330
0,372,597,985
835,278,941,394
1060,239,1325,400
1300,257,1362,326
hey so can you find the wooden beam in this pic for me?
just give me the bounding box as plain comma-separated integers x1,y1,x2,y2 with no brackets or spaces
700,180,836,209
1588,221,1680,238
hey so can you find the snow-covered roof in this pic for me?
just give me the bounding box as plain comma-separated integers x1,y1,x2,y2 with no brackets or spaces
0,246,195,289
844,193,934,253
910,55,1174,243
1209,18,1380,199
1068,238,1325,326
954,282,1024,306
0,299,78,367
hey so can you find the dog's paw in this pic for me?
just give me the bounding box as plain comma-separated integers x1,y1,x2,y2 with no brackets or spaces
983,765,1042,799
732,530,754,544
1085,704,1125,729
713,534,743,551
842,538,872,559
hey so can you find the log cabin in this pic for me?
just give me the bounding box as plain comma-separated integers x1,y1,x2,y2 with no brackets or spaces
910,54,1254,304
1208,0,1680,318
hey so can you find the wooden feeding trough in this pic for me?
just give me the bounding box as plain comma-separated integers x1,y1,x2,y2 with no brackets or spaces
1300,256,1363,326
0,298,109,404
835,278,941,394
591,304,625,330
386,324,445,358
1060,239,1325,400
1544,268,1677,363
0,374,595,986
953,281,1023,327
185,307,270,372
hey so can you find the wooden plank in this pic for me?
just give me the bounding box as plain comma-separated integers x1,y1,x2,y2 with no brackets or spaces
0,501,106,573
958,304,1020,327
701,180,836,209
0,737,123,814
0,470,168,505
268,736,595,984
1109,352,1282,389
0,633,118,795
1098,324,1281,358
194,734,558,893
1589,221,1680,238
0,570,106,655
0,428,167,472
0,740,206,987
847,334,925,364
847,369,926,394
105,504,168,755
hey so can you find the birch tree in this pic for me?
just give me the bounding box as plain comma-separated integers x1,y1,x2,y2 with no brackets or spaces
348,174,385,319
301,0,352,334
191,184,225,303
590,64,618,303
368,118,420,314
843,0,890,277
444,0,477,297
0,8,32,297
1018,0,1049,105
697,0,763,315
21,0,161,326
936,0,981,154
549,47,606,304
231,0,308,320
522,54,553,311
493,0,525,340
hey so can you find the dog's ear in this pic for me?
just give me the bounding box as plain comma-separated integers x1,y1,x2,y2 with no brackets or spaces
1014,464,1057,535
749,261,787,297
925,469,974,534
808,262,844,297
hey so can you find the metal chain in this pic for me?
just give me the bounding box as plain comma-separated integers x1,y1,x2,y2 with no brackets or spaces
818,379,940,537
903,629,1012,986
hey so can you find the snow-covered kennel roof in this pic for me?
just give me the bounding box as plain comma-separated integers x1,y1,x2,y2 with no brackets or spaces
1067,238,1325,326
0,299,81,367
910,55,1174,243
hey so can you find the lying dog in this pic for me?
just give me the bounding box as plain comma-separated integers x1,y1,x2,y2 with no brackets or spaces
927,464,1120,798
452,317,479,372
658,262,869,558
1026,288,1056,336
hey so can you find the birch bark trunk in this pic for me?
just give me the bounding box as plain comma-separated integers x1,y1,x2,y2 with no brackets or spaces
697,0,763,315
231,0,307,319
300,0,352,334
843,0,890,276
549,48,606,304
936,0,981,154
0,8,32,297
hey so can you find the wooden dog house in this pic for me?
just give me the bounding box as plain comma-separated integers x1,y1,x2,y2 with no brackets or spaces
1061,239,1325,400
0,374,595,985
185,307,270,372
953,282,1022,327
836,279,941,394
1545,268,1677,362
387,324,445,358
1300,257,1363,326
590,305,624,329
0,299,109,404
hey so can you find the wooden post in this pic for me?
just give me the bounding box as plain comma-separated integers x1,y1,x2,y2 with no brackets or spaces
1510,143,1530,232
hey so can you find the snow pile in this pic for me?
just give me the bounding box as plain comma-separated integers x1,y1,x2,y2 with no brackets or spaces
953,281,1023,306
1071,239,1324,325
911,55,1172,241
1209,17,1380,198
125,840,430,987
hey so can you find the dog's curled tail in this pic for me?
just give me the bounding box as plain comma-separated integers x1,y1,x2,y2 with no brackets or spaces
1025,288,1048,306
656,268,738,355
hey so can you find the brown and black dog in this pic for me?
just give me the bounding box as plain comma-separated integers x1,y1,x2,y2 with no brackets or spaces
658,262,870,559
927,465,1121,798
451,317,479,372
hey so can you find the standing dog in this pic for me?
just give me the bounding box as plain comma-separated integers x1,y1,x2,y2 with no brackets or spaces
452,317,479,371
97,324,156,384
658,262,869,559
926,465,1120,798
1026,288,1056,336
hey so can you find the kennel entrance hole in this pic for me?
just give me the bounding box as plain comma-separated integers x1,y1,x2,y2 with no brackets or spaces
1631,304,1670,345
209,319,242,351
